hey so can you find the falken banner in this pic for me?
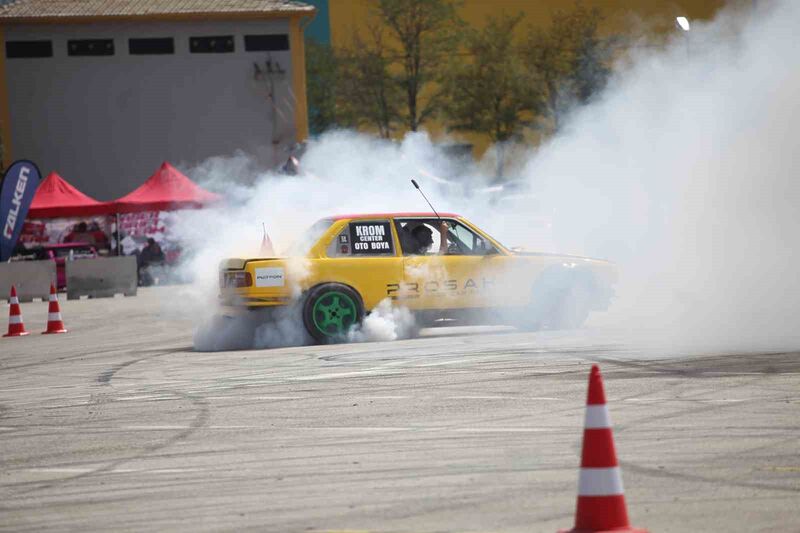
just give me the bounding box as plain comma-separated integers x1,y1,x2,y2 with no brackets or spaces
0,160,42,262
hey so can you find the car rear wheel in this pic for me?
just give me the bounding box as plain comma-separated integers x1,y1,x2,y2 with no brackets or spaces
303,283,364,343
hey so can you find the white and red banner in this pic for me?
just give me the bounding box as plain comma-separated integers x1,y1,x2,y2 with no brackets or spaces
18,211,185,264
19,216,112,248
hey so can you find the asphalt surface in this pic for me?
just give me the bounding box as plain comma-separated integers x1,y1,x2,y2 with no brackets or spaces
1,286,798,532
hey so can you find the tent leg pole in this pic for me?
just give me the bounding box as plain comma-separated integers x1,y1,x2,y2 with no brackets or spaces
116,213,121,255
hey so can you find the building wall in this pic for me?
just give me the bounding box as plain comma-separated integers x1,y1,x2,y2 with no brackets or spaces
4,18,298,199
328,0,727,42
302,0,332,44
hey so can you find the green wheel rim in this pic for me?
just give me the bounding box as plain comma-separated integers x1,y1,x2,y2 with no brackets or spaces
312,291,358,337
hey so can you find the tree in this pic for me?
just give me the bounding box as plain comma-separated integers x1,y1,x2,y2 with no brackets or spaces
442,13,538,145
305,27,403,137
305,40,341,134
337,27,403,138
376,0,464,132
522,1,613,132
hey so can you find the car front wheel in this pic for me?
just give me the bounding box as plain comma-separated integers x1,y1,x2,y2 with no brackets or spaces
546,282,592,330
518,278,593,332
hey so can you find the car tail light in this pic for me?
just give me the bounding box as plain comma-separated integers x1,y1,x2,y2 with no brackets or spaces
221,271,252,288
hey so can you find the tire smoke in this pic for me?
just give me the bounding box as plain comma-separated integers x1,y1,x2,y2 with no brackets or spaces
177,1,799,354
519,1,800,353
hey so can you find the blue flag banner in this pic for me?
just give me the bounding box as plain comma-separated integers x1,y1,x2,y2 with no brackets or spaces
0,160,42,262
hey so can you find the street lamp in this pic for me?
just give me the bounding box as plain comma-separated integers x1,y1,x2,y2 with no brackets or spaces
675,16,691,58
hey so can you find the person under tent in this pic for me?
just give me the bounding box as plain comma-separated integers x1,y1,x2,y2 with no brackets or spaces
137,238,166,286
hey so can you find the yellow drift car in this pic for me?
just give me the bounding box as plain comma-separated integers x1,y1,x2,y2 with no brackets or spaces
219,213,616,343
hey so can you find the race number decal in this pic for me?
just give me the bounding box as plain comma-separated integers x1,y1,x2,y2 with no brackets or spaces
349,221,394,254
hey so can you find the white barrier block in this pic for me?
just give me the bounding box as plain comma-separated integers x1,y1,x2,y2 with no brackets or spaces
65,256,138,300
0,261,56,302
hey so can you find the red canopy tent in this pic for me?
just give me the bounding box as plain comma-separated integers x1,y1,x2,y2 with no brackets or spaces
111,162,221,213
28,172,114,218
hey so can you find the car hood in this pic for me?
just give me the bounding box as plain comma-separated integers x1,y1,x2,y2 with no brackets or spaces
511,250,612,263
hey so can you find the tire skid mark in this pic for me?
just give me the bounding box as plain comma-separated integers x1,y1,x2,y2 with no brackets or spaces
622,458,800,494
593,351,800,378
0,344,190,373
13,391,209,494
97,358,146,385
316,344,621,365
569,358,782,455
587,356,793,432
11,350,210,494
572,355,800,495
96,346,188,385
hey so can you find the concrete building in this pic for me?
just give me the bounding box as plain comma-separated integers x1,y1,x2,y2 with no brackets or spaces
0,0,315,199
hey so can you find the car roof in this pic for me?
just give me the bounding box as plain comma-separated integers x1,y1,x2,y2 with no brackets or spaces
331,212,461,220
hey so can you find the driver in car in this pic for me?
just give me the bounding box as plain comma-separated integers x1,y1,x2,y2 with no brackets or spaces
408,221,449,255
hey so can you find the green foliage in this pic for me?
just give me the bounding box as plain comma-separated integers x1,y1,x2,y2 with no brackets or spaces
521,1,614,132
305,0,617,145
376,0,465,131
306,40,341,134
441,12,537,144
336,27,403,138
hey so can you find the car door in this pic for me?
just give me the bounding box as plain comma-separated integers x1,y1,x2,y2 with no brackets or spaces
394,218,522,310
319,218,405,311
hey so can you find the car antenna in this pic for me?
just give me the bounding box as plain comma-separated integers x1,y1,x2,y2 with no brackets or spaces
411,179,441,220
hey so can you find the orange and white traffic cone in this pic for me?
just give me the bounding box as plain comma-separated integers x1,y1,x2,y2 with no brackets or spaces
42,283,67,334
559,365,648,533
3,285,30,337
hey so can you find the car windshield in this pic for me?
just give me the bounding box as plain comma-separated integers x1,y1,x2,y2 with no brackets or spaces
285,218,334,256
465,222,509,253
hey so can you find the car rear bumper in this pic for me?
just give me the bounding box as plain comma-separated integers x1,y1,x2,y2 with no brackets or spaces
218,293,293,308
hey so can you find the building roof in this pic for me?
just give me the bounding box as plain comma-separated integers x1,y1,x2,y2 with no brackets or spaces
0,0,314,21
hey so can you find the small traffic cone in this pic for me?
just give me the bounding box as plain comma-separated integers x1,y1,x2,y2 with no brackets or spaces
42,283,67,334
559,365,648,533
3,285,30,337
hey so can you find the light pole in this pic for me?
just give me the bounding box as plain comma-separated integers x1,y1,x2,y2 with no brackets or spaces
676,16,691,59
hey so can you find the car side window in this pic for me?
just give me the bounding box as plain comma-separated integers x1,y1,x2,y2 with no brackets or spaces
327,226,352,257
327,220,396,257
396,219,442,256
396,218,498,256
447,222,496,255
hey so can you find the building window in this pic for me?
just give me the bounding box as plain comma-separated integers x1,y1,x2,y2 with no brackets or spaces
68,39,114,56
244,34,289,52
190,36,234,54
5,40,53,58
129,37,174,55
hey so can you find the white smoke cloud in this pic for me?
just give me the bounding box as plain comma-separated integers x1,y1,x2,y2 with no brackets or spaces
519,0,800,352
177,0,799,354
176,132,483,350
348,298,417,342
